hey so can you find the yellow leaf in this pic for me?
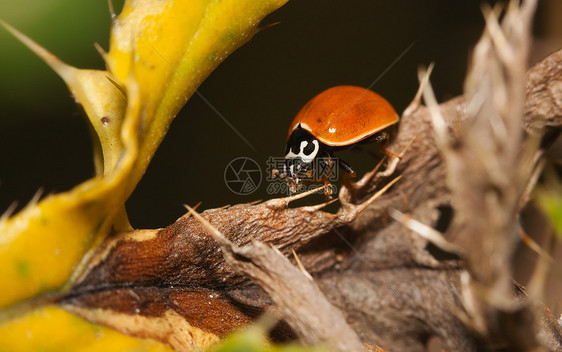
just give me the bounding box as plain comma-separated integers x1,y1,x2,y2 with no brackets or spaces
1,21,127,175
106,0,289,197
0,306,173,352
0,0,287,308
0,68,142,308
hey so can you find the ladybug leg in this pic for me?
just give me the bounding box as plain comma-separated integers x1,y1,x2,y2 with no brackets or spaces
323,178,332,200
322,158,335,200
338,157,363,197
338,175,402,222
378,135,417,178
337,158,356,177
374,131,401,160
340,137,411,201
370,65,433,179
271,168,282,179
348,157,387,190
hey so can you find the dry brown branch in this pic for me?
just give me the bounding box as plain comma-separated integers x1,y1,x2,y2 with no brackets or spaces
184,205,367,351
58,1,562,351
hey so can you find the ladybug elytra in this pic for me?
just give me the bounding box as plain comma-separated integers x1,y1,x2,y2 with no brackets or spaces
276,85,399,193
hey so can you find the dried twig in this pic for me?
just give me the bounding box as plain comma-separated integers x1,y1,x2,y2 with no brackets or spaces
185,205,367,352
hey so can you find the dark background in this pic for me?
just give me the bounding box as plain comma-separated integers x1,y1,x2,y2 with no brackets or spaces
0,1,560,224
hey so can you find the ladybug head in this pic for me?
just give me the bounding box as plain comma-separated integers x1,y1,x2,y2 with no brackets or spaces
280,127,326,191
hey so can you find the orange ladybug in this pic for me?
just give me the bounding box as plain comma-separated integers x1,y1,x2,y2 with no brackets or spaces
277,85,399,192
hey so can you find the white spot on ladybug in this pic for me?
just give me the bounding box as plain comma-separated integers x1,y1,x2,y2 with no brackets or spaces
328,127,336,133
301,140,319,162
285,140,319,164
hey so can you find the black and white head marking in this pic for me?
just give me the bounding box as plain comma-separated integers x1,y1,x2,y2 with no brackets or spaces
285,139,320,163
282,127,324,178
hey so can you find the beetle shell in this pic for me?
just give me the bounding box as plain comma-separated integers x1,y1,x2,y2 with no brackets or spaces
287,85,399,147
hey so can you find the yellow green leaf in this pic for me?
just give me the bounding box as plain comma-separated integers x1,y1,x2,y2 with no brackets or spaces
212,325,331,352
1,21,127,176
106,0,289,198
0,305,173,352
0,0,288,309
0,70,142,308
